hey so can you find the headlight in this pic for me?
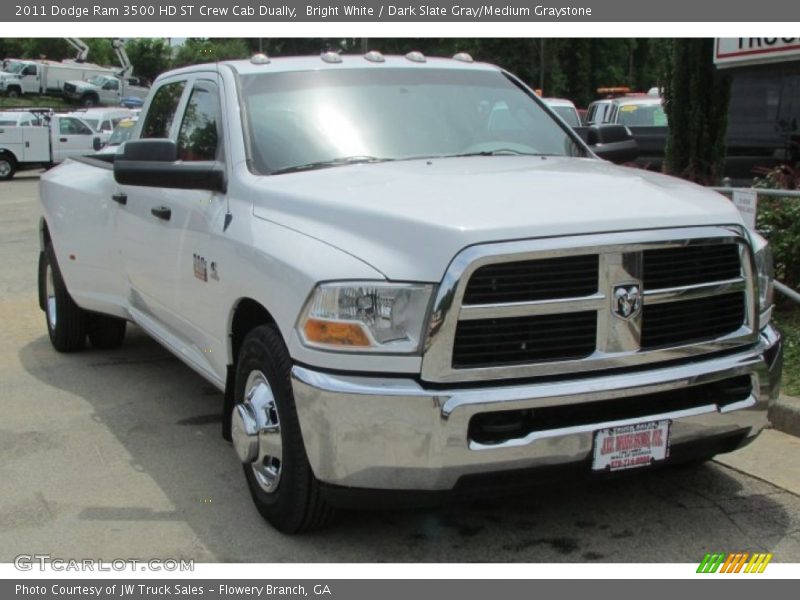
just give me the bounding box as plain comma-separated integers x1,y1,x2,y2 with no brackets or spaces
751,233,774,329
298,282,435,354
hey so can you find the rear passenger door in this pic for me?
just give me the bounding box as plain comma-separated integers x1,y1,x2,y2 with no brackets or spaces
170,78,230,365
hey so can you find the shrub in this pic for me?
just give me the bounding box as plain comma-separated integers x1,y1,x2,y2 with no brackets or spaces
753,163,800,294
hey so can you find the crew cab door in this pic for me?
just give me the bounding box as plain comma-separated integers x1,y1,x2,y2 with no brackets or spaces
51,116,98,163
114,78,189,330
169,78,230,365
114,75,228,375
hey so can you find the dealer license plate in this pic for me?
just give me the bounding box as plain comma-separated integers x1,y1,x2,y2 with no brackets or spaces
591,420,670,471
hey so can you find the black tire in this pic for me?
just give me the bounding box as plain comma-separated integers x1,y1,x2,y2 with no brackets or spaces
87,314,127,349
0,154,16,181
81,94,97,108
235,324,334,533
41,242,86,352
6,87,20,99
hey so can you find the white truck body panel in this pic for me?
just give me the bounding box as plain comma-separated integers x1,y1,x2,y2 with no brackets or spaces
0,125,50,163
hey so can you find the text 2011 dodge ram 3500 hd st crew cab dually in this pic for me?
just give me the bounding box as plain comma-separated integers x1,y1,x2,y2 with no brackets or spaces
38,53,783,533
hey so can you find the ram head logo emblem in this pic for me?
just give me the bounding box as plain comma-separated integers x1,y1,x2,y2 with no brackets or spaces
613,283,642,320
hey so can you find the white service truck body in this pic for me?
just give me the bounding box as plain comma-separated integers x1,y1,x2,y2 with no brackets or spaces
0,59,114,97
0,114,101,179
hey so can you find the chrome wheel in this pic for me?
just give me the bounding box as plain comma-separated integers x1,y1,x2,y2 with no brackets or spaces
0,160,11,179
233,369,282,494
45,261,57,329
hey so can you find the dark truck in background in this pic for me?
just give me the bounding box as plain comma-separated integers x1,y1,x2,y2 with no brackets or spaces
725,64,800,181
594,65,800,183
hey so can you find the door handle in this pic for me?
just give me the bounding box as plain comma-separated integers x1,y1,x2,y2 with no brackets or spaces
151,206,171,221
59,137,67,142
111,193,127,205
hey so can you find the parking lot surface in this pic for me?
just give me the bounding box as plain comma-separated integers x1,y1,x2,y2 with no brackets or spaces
2,173,800,562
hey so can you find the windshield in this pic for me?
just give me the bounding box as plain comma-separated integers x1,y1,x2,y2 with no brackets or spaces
241,68,586,174
108,119,137,145
81,118,99,131
616,103,668,127
87,75,106,86
550,105,580,127
6,62,24,74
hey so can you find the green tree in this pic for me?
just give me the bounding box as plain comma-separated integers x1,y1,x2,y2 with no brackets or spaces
663,38,731,184
22,39,71,61
83,38,114,66
125,38,172,84
172,38,250,68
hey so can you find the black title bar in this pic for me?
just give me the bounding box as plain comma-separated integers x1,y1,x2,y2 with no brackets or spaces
5,0,800,21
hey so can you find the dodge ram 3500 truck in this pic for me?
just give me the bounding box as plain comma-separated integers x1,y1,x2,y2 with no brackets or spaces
38,53,783,533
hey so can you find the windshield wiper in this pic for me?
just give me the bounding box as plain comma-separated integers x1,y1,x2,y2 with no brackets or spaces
271,156,392,175
442,149,546,158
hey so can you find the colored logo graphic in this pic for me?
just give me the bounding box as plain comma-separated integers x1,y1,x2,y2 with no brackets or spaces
697,552,773,573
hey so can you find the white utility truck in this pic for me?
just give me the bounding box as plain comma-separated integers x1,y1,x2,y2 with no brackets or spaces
63,40,149,107
37,54,782,533
0,59,115,97
0,110,101,179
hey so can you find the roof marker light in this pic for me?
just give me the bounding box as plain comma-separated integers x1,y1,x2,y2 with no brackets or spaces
452,52,474,63
364,50,385,63
321,51,343,64
405,51,426,63
250,53,270,65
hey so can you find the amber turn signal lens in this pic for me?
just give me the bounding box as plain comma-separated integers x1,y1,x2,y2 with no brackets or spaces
303,318,371,347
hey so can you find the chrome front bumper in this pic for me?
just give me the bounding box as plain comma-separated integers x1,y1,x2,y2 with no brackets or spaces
292,326,782,491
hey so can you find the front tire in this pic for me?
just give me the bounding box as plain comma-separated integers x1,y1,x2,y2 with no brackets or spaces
232,325,333,533
40,243,86,352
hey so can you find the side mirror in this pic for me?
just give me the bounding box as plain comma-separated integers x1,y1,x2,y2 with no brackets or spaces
576,124,639,165
92,137,102,151
114,139,226,193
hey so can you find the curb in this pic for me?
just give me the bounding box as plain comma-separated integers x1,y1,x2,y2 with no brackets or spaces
769,394,800,438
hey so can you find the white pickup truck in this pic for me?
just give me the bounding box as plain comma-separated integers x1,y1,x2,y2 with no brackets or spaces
38,53,782,533
0,111,102,179
63,74,149,107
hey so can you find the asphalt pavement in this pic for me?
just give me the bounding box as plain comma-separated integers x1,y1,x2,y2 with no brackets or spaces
1,172,799,563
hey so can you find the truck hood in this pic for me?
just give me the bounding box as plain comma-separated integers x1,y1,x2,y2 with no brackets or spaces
251,156,744,282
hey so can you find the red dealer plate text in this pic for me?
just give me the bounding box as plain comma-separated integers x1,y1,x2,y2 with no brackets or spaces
591,420,670,471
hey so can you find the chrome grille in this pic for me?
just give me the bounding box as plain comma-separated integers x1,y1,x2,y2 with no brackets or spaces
463,255,599,304
452,311,597,368
641,292,745,349
422,227,757,383
643,244,741,288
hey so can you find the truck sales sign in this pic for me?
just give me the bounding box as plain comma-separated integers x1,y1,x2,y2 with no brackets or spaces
715,38,800,68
